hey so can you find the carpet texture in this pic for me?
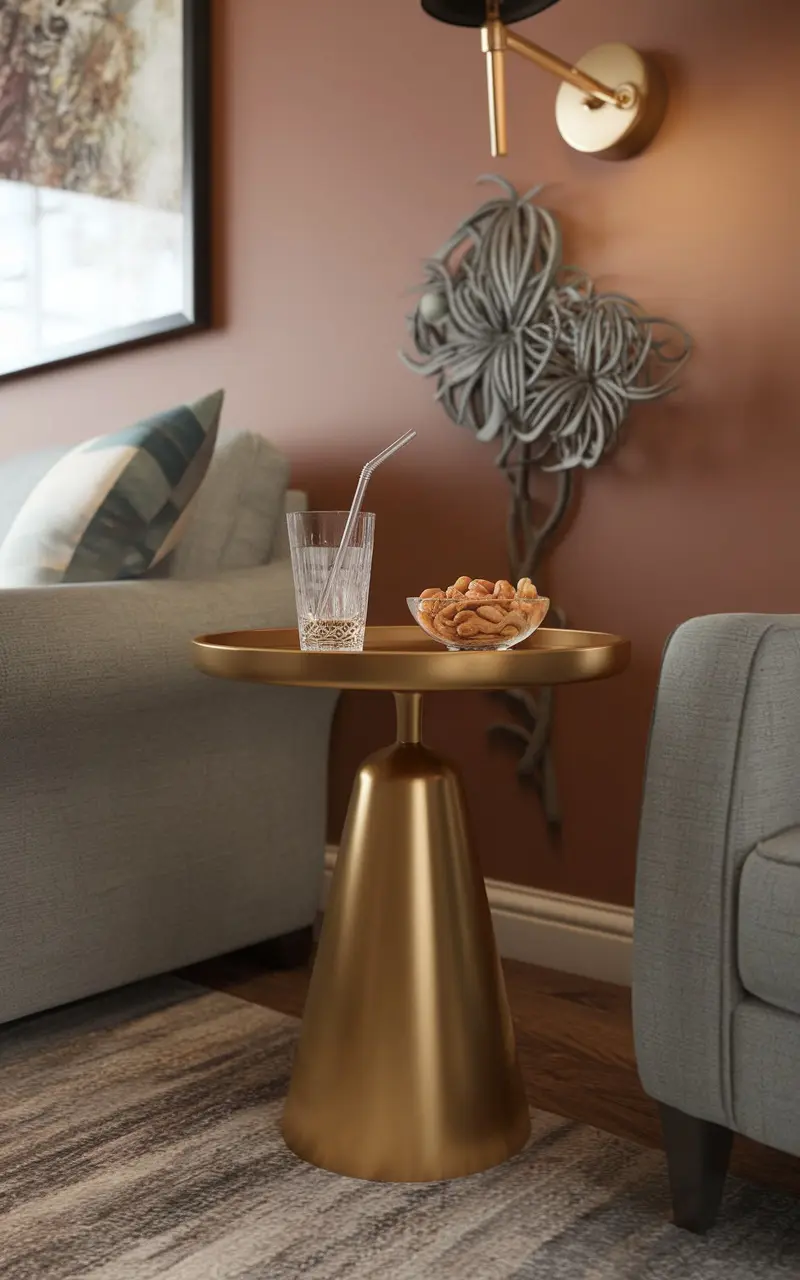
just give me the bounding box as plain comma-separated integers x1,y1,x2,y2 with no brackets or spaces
1,980,799,1279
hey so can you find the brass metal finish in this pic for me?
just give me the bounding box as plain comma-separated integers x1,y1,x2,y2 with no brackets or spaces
192,625,630,692
505,27,623,107
394,690,423,744
481,20,509,157
192,625,630,1182
281,693,530,1181
555,43,666,160
474,16,665,160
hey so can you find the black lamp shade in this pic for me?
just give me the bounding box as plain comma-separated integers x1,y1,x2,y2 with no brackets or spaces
421,0,560,27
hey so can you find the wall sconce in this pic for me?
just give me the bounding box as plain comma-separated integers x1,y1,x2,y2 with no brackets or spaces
421,0,666,160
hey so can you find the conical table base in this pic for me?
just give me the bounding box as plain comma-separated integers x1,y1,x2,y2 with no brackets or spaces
282,693,530,1182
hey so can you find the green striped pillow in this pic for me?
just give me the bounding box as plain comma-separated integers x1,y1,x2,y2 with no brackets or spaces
0,390,223,586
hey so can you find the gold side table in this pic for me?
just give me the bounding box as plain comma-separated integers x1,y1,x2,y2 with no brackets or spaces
192,625,630,1183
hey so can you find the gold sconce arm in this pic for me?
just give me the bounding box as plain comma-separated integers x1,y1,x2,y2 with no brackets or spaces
505,28,629,108
479,13,661,161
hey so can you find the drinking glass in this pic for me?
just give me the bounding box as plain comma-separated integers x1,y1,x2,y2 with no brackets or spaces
286,511,375,652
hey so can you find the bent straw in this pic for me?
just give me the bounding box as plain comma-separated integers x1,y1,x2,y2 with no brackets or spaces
315,430,416,619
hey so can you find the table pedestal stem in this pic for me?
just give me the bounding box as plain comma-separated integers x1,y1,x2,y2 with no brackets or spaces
394,690,423,743
281,691,530,1182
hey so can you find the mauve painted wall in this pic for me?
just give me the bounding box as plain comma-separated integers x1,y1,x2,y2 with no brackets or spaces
1,0,798,903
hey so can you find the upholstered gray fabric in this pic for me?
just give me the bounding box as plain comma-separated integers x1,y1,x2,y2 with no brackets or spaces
733,999,800,1156
0,447,67,544
738,829,800,1017
167,432,290,579
0,541,335,1025
633,615,800,1132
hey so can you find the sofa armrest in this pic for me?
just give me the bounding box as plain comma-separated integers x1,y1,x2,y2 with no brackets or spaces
0,560,298,723
633,614,800,1128
0,559,338,1023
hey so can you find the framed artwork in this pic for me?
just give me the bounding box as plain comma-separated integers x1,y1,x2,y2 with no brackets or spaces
0,0,211,380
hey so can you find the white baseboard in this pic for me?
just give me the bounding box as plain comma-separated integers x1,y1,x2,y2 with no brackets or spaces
322,847,632,987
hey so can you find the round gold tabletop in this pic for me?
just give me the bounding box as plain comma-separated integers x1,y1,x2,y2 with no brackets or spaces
192,625,630,692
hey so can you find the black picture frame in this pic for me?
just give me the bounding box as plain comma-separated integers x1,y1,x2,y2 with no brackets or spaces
0,0,212,383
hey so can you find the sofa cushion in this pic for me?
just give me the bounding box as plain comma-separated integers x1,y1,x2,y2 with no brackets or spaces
166,431,290,579
738,828,800,1016
0,448,68,546
0,391,223,587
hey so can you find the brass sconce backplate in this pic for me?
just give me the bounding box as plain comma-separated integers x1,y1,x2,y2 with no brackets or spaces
555,43,666,159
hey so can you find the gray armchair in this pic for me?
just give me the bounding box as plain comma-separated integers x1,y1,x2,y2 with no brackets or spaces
633,614,800,1231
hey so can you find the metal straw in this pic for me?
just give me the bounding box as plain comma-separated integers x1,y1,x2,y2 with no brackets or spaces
315,430,416,619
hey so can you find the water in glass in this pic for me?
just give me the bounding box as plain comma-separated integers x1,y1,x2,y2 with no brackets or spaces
287,511,375,652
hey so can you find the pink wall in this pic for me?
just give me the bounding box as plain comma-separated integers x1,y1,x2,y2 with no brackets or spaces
2,0,798,903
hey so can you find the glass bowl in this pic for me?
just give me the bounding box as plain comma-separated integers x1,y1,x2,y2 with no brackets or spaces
407,593,550,652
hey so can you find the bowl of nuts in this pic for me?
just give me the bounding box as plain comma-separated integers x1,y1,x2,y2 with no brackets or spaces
408,576,550,652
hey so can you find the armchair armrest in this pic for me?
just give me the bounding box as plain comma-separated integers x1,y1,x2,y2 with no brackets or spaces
633,614,800,1127
0,560,297,724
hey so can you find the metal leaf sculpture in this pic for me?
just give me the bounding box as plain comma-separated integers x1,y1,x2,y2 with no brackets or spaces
401,176,691,827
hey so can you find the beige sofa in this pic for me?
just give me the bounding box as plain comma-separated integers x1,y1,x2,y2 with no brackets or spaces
0,433,337,1024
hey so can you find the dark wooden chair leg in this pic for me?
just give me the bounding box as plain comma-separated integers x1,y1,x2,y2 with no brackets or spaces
253,924,315,971
659,1103,733,1233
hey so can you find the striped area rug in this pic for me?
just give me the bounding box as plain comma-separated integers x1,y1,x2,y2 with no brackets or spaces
0,980,798,1279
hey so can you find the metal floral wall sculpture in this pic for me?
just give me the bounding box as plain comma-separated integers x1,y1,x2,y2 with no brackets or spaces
401,176,691,826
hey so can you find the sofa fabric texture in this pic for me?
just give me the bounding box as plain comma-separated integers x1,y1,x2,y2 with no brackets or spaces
738,828,800,1017
0,390,222,587
166,432,291,579
0,563,332,1025
0,436,330,1026
633,613,800,1158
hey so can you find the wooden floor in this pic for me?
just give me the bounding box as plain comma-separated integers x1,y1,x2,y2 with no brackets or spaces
181,946,800,1201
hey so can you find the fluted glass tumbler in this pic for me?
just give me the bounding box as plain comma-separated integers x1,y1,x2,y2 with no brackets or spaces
287,511,375,652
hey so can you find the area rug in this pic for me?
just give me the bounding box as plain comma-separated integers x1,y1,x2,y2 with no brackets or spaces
1,981,798,1280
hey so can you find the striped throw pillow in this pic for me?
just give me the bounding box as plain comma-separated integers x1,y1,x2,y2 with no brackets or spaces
0,390,223,586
